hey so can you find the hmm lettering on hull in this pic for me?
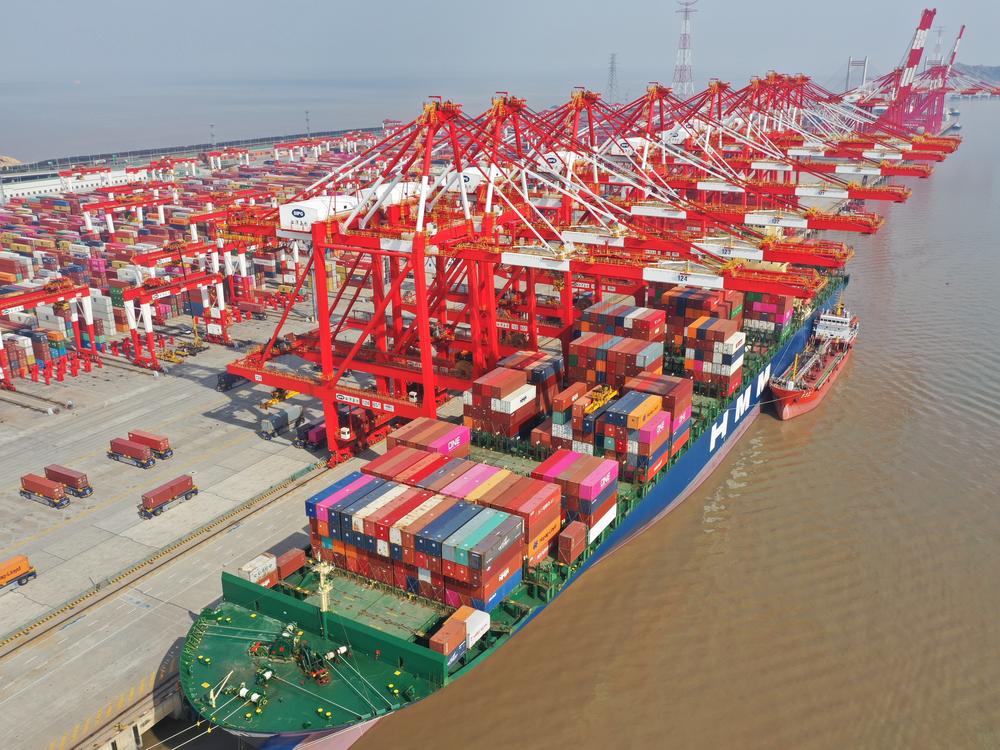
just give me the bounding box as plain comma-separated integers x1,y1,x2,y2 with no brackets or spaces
709,364,771,452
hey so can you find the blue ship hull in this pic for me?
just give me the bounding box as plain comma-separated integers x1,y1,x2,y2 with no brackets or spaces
515,302,821,631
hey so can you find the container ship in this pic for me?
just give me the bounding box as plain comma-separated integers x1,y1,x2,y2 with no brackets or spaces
170,13,965,744
179,284,848,749
179,92,958,747
768,304,859,420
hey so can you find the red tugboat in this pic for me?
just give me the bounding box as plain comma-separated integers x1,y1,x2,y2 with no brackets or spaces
769,303,859,420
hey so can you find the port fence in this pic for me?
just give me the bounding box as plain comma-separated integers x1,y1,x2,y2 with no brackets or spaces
0,461,327,654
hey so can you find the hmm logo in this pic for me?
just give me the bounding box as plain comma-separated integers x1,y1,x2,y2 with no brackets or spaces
709,364,771,452
291,208,306,218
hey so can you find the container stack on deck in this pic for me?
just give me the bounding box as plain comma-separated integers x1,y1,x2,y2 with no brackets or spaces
532,450,619,543
579,301,666,341
622,373,693,450
462,367,539,437
683,317,746,397
655,287,744,348
386,417,471,458
305,469,526,613
567,333,664,390
742,291,796,340
495,351,563,413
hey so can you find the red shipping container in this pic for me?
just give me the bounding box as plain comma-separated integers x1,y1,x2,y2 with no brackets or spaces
128,430,171,453
141,475,194,511
110,438,153,462
43,465,89,492
21,474,66,501
557,521,587,564
277,548,307,579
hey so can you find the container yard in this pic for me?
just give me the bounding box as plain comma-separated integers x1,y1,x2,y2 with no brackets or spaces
1,4,999,750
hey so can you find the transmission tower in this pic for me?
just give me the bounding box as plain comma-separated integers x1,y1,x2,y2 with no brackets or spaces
845,56,869,91
925,25,945,69
607,53,620,104
672,0,697,96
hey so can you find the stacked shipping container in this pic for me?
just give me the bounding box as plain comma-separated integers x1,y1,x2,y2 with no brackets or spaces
567,333,663,390
683,317,746,397
385,417,471,458
655,287,745,349
462,367,539,437
305,470,526,613
532,450,618,543
579,301,666,341
742,291,795,339
495,351,563,413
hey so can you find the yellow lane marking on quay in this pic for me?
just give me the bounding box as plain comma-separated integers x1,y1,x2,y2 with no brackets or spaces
53,670,159,749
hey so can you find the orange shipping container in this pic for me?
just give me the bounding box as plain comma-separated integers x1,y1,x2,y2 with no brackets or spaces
1,555,34,587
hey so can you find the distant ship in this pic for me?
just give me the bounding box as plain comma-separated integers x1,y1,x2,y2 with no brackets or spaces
768,304,858,420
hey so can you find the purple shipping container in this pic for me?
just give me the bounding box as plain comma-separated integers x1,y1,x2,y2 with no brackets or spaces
317,475,379,521
307,423,327,445
426,425,471,456
537,450,579,483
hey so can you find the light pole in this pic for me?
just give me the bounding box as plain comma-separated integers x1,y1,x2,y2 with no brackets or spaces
305,110,311,138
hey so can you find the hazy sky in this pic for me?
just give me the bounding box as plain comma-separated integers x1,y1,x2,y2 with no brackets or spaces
3,0,998,161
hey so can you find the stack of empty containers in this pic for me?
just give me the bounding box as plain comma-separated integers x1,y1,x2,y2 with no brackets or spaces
463,367,539,438
386,417,471,458
567,333,663,390
683,317,746,397
623,373,693,456
305,463,526,613
532,450,618,544
496,351,563,413
742,292,795,340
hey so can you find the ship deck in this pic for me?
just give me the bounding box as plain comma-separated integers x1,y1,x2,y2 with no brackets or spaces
284,568,447,641
183,580,447,734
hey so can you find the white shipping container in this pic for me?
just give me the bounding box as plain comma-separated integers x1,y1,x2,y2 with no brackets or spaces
587,503,618,544
551,422,572,440
351,485,408,532
457,608,491,648
238,553,277,582
376,539,390,558
495,384,536,414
